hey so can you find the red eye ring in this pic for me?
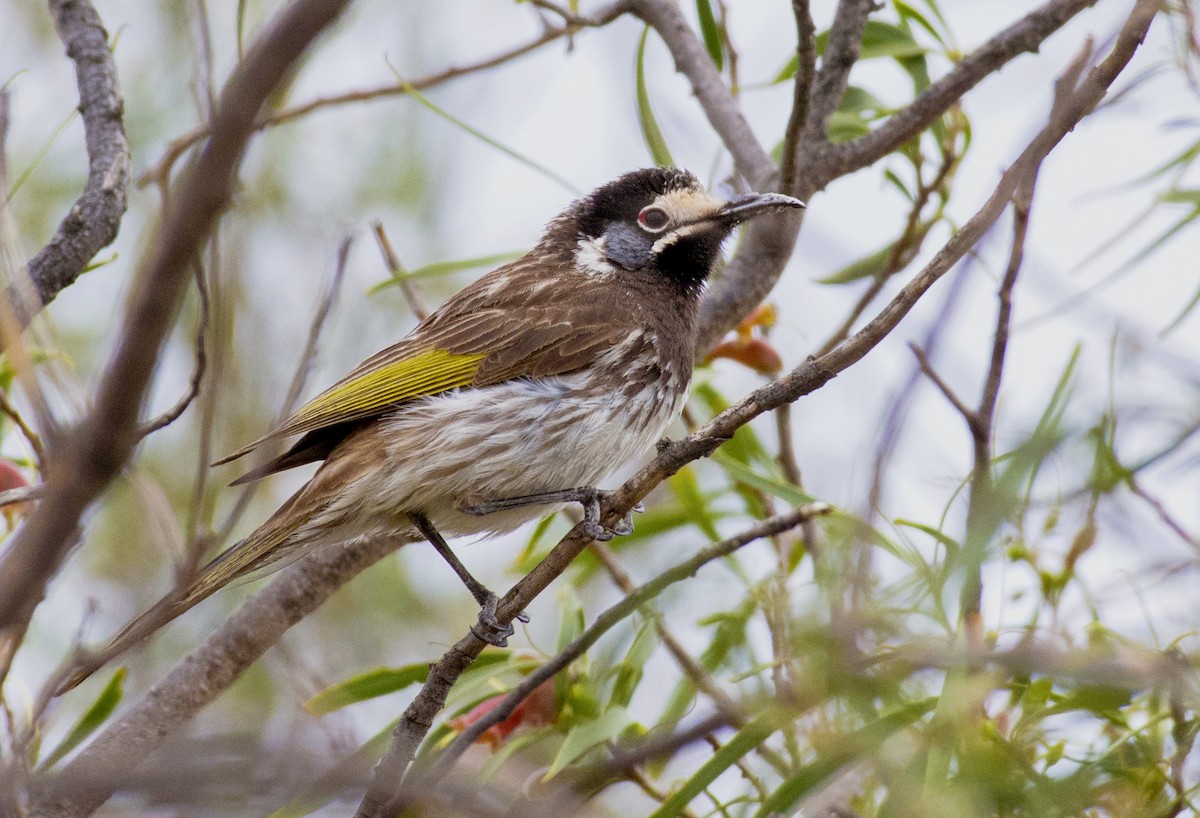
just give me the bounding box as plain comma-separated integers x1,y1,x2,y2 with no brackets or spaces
638,206,670,232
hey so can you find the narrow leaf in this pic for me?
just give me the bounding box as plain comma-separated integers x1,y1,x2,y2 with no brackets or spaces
636,27,676,168
367,250,523,293
545,707,635,778
389,68,578,194
40,668,125,769
668,466,721,541
304,664,430,715
648,716,778,818
695,0,724,71
753,699,935,817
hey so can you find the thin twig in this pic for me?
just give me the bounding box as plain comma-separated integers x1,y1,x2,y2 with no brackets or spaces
909,343,976,426
136,2,633,189
805,0,874,146
695,0,1105,356
371,221,428,321
213,235,353,544
0,390,46,468
138,262,210,437
779,0,817,194
0,0,355,630
590,541,793,777
31,534,403,818
818,0,1101,186
400,506,829,803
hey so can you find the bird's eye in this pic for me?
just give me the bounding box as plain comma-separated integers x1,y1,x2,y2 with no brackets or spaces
637,206,671,232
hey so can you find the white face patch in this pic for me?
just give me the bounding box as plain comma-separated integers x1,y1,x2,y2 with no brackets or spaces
648,188,727,233
574,236,617,278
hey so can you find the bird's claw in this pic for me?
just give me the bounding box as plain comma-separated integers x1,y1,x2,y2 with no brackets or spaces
471,593,515,648
462,488,644,541
578,490,643,541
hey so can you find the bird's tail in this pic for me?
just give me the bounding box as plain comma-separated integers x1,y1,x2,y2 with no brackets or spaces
55,488,323,696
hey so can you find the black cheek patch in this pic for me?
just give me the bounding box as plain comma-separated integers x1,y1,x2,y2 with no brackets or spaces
655,230,725,290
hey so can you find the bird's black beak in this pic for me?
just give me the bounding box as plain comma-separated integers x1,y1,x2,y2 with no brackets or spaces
715,192,806,224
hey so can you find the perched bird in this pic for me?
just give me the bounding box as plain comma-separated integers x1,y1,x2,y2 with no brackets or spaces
60,167,802,691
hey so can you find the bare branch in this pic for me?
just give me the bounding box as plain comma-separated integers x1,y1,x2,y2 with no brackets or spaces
372,221,428,321
629,0,774,186
356,12,1158,801
779,0,817,194
137,1,634,189
818,0,1102,185
909,342,977,427
212,235,353,546
30,535,402,818
805,0,875,147
7,0,131,327
0,0,355,629
137,262,210,438
420,505,829,789
0,389,47,468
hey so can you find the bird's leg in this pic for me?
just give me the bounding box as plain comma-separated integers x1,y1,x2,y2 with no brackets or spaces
461,488,644,542
408,511,527,647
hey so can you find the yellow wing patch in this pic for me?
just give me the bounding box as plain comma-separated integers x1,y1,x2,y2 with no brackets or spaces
214,349,485,465
283,348,485,437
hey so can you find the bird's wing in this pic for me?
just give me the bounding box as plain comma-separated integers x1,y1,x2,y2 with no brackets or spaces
215,268,632,466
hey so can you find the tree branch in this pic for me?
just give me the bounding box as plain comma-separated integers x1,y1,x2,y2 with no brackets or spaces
29,535,402,818
804,0,875,147
419,505,829,789
629,0,774,187
136,0,634,189
779,0,817,194
0,0,354,627
7,0,131,327
817,0,1101,186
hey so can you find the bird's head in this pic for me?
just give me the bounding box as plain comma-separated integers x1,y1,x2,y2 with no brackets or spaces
558,168,804,293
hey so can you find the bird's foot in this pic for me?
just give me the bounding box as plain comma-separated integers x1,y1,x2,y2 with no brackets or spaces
410,511,528,647
471,593,514,647
462,488,644,542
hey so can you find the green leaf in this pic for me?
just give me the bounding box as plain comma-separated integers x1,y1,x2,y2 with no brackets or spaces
753,699,935,817
856,20,928,60
545,706,635,778
713,451,815,507
695,0,724,71
690,382,774,467
894,518,961,559
648,716,779,818
636,27,676,168
367,251,524,293
819,244,892,284
839,85,888,115
303,664,430,716
610,621,659,709
1047,686,1133,718
895,0,949,49
668,466,721,541
773,21,926,84
5,109,78,204
826,110,872,143
39,668,125,769
442,652,536,718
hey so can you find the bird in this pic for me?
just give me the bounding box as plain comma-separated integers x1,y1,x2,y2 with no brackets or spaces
59,167,803,692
